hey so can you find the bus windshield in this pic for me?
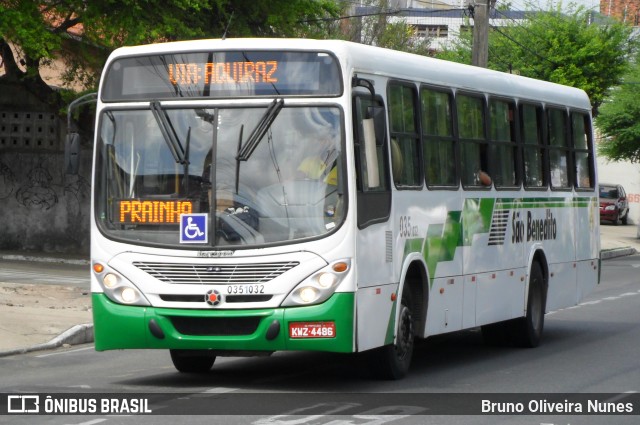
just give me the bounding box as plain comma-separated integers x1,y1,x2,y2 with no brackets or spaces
95,105,344,248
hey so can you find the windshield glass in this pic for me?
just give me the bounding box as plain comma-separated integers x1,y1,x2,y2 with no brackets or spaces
599,186,618,199
95,105,344,248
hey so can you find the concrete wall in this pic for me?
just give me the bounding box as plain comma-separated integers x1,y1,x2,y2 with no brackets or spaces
1,80,92,255
0,149,92,254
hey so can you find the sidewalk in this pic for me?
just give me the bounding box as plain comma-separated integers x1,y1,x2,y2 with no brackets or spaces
599,223,640,259
0,225,638,357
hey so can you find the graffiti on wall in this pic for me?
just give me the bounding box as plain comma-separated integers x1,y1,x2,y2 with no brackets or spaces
0,161,16,199
15,163,59,209
0,152,91,253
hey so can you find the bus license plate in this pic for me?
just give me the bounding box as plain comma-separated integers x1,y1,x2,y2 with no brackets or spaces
289,322,336,338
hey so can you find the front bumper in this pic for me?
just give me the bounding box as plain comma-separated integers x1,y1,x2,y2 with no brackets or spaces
599,209,618,221
92,292,355,353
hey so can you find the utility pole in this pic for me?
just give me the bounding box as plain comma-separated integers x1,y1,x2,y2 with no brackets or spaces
471,0,495,68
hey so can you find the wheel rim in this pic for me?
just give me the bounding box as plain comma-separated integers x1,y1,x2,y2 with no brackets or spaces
395,304,413,360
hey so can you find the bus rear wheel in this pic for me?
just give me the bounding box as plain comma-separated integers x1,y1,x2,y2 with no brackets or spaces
368,288,414,380
510,262,546,348
170,349,216,373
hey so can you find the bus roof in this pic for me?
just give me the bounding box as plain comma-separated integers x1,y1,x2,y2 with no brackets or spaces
106,38,592,111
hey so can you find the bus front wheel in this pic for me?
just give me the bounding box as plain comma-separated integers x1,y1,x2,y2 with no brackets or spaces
368,288,415,380
170,349,216,373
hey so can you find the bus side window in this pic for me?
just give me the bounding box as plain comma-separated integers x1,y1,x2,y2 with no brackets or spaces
457,93,488,188
388,82,421,188
547,108,571,189
489,98,518,188
420,87,457,188
353,94,391,228
521,104,547,189
571,112,594,189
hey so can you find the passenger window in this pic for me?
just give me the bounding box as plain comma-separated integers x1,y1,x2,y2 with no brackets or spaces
421,88,456,187
521,104,546,188
547,108,570,189
489,99,518,187
389,83,421,187
572,112,594,189
457,94,488,188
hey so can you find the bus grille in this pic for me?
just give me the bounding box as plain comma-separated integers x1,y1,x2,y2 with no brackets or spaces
133,261,299,285
159,294,273,303
169,316,262,336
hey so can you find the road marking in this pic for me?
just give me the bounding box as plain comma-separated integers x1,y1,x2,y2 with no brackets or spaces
64,419,106,425
605,391,638,403
36,346,94,358
201,387,238,394
549,289,639,314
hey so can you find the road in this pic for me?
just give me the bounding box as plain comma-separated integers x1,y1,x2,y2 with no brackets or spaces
0,255,639,425
0,259,89,288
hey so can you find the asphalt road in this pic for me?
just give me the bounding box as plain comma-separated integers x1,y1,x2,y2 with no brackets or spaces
0,259,89,289
1,254,639,425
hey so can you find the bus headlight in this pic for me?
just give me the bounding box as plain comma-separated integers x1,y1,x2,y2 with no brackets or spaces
317,272,338,288
299,287,319,303
282,259,351,307
103,273,118,288
93,262,150,306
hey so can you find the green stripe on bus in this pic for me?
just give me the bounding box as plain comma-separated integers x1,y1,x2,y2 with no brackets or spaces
402,196,596,282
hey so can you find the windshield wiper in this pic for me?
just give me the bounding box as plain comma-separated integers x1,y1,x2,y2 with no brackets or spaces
237,98,284,162
150,100,188,165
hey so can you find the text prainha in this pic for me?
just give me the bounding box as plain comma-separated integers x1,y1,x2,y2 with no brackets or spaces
482,399,633,414
41,396,151,414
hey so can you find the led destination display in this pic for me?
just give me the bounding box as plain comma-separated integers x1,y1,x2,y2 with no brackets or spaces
117,199,193,225
102,50,342,100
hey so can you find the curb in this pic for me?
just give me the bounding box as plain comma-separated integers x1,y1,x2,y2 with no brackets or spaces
601,247,638,260
0,254,90,266
0,323,94,358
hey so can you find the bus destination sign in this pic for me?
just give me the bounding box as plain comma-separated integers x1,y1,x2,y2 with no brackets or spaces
168,61,279,86
102,51,341,100
117,199,193,225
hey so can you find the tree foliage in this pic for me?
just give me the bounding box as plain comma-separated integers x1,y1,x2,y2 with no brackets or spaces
596,59,640,163
0,0,339,105
330,0,431,56
435,4,635,114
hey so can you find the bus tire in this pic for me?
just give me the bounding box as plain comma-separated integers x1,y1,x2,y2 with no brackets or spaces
368,287,414,380
510,262,546,348
170,349,216,373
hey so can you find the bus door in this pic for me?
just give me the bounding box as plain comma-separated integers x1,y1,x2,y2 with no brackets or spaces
351,77,395,351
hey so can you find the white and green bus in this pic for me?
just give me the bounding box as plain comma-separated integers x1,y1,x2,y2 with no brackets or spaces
88,39,600,379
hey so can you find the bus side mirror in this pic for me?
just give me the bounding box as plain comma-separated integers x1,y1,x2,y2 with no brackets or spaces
65,133,81,175
367,105,387,146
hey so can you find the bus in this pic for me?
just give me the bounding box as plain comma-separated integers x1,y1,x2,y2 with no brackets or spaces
86,38,600,379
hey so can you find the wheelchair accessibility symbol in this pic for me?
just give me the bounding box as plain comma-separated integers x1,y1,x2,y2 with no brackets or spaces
180,213,208,244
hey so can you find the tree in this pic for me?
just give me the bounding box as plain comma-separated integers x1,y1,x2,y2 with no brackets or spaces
331,0,431,56
596,59,640,163
435,4,635,114
0,0,339,107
